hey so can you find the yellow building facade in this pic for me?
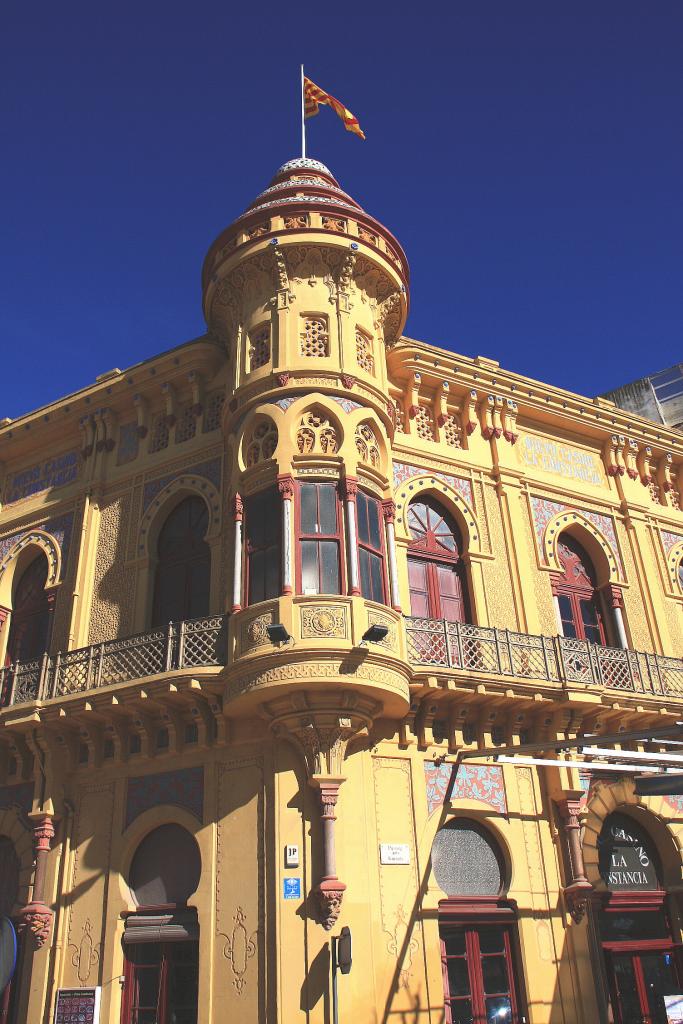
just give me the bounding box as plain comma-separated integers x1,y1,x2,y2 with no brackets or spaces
0,157,683,1024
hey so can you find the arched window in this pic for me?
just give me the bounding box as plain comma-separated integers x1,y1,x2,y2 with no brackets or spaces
6,555,51,664
151,497,211,627
407,498,470,622
597,813,680,1023
122,824,200,1024
554,534,606,645
435,819,525,1023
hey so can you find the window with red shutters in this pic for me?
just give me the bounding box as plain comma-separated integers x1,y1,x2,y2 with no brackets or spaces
297,482,343,595
356,490,386,604
6,555,51,664
407,498,470,623
554,534,606,645
151,497,211,628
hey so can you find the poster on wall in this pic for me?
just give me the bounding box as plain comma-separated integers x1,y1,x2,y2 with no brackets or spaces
665,995,683,1023
54,987,101,1024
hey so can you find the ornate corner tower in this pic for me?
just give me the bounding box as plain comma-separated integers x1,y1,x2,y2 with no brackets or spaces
202,157,411,925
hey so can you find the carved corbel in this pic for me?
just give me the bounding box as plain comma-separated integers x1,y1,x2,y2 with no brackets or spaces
657,452,674,498
435,380,449,429
78,723,103,769
603,435,620,477
209,697,228,745
161,383,177,428
461,389,478,437
625,438,639,480
637,445,653,486
104,721,128,762
160,704,184,754
131,713,154,758
269,240,293,309
188,370,205,419
502,399,519,443
95,408,117,453
79,415,95,459
479,394,496,440
555,794,593,923
189,700,213,747
492,396,504,439
133,394,149,439
337,250,357,310
407,373,422,421
375,291,402,347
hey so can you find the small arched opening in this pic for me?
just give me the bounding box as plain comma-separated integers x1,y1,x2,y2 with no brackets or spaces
122,824,201,1024
434,818,526,1023
554,532,610,645
6,554,51,665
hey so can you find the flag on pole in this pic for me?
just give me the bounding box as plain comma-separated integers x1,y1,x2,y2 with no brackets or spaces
303,76,366,140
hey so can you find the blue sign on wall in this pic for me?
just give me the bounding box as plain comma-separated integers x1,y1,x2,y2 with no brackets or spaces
283,877,301,900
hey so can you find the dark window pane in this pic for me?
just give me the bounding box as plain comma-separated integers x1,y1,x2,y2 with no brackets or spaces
448,1000,474,1024
318,484,337,535
367,497,381,549
250,552,266,603
447,957,471,997
320,542,340,594
246,489,281,605
369,551,384,602
301,541,320,594
301,484,318,534
479,931,505,954
359,549,372,600
444,932,466,956
482,955,509,994
357,492,370,544
264,545,280,600
600,910,669,941
485,996,512,1022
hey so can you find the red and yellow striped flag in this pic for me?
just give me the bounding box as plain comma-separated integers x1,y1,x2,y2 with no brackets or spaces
304,76,366,140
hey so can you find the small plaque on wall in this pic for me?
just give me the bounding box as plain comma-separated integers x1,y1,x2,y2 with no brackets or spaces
54,987,101,1024
380,843,410,865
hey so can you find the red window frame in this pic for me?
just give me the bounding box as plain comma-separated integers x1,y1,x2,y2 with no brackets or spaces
439,898,526,1024
554,535,607,646
121,939,199,1024
356,490,387,604
406,499,470,623
244,488,281,606
295,481,345,596
6,556,51,666
599,892,683,1024
151,496,211,628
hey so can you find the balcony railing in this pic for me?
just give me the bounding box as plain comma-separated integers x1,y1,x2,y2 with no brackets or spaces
0,616,226,708
1,613,681,709
405,617,683,698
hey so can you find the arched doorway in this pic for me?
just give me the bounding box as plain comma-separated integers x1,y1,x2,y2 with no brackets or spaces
6,555,51,665
151,497,211,627
122,824,201,1024
434,819,526,1023
407,498,470,622
597,812,680,1024
554,533,607,644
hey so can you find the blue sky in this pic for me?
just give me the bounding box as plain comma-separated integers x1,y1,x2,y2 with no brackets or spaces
2,2,681,419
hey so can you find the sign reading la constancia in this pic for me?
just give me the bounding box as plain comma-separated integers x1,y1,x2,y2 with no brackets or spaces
5,452,79,504
520,435,605,486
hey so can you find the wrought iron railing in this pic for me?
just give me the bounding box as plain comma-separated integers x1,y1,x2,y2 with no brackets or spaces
405,617,683,697
0,616,226,708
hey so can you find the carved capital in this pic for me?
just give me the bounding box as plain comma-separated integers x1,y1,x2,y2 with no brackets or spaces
314,880,346,931
381,500,396,524
277,474,295,501
277,372,291,388
232,493,244,521
341,476,358,502
341,374,355,390
17,901,53,948
602,584,624,610
563,882,593,924
30,814,56,853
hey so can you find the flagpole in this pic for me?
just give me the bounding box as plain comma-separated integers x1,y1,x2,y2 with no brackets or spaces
300,64,306,158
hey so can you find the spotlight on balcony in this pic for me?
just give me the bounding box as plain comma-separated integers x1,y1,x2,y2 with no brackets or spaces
360,624,389,646
266,624,292,646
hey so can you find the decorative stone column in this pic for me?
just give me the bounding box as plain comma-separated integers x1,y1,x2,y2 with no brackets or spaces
0,607,10,705
277,474,295,596
555,793,593,923
17,813,56,948
264,691,380,930
342,477,361,596
603,585,628,649
231,494,244,614
382,500,401,612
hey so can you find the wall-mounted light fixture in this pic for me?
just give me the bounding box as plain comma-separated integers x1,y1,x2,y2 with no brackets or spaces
360,624,389,646
267,623,292,646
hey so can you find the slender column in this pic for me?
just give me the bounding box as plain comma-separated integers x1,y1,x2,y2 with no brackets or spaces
550,576,564,634
555,794,592,923
311,777,346,931
17,814,56,948
604,585,628,649
342,477,361,596
0,607,10,704
382,500,401,612
278,475,295,596
231,494,244,614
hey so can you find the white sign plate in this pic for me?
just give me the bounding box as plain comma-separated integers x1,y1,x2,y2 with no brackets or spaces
380,843,410,865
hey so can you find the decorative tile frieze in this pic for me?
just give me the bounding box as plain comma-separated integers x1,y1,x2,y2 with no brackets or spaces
143,457,222,513
125,766,204,829
392,462,473,506
424,762,506,816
